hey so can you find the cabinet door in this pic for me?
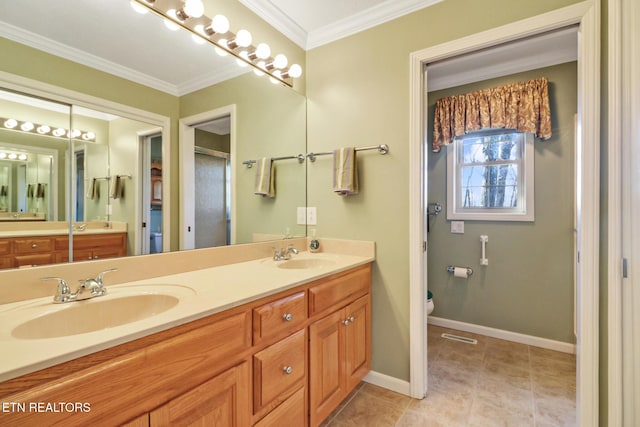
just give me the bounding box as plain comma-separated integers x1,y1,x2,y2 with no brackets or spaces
150,361,250,427
309,309,346,427
345,294,371,391
254,387,305,427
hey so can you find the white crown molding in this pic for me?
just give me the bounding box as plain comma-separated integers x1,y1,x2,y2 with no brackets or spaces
176,68,251,96
236,0,308,49
306,0,443,50
0,20,180,96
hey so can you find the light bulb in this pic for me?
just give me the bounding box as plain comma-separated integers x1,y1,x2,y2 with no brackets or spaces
164,10,180,31
20,122,34,132
255,43,271,59
0,153,6,159
288,64,302,78
215,39,229,56
4,119,17,129
182,0,204,18
18,154,27,161
129,0,148,14
53,128,66,137
253,68,265,76
8,153,17,160
69,129,81,138
273,54,288,69
191,33,206,44
37,125,50,134
270,70,282,84
257,60,267,70
235,29,252,47
211,14,229,34
82,132,96,140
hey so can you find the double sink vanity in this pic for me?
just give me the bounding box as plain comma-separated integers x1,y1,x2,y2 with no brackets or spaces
0,238,374,426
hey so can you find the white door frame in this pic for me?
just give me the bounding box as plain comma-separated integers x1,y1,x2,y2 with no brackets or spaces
608,0,640,424
179,105,236,250
136,128,163,255
408,2,600,425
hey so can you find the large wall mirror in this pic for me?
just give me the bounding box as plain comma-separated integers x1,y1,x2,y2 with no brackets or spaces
0,0,306,271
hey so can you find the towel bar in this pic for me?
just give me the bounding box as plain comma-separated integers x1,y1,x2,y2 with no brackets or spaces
307,144,389,162
242,154,305,168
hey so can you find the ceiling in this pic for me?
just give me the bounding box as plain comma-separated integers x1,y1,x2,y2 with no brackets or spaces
0,0,576,98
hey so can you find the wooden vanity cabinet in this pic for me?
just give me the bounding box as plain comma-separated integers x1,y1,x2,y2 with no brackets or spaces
0,263,371,427
308,266,372,427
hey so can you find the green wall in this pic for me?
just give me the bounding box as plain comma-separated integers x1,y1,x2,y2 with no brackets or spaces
426,62,577,343
306,0,583,382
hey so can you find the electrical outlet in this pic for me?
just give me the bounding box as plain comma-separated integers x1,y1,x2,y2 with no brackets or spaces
307,207,317,225
451,221,464,234
296,207,306,225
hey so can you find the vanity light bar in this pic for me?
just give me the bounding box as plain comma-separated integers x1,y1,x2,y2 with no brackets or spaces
0,151,28,161
0,117,96,142
130,0,302,88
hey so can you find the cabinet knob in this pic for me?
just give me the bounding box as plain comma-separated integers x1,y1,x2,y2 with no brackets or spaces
31,243,37,248
342,319,350,326
282,313,293,322
94,255,99,259
283,366,293,375
348,316,355,323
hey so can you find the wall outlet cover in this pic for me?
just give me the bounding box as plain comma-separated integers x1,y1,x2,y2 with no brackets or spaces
307,207,317,225
296,207,306,225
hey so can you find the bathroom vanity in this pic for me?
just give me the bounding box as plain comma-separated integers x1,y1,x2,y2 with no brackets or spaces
0,240,373,426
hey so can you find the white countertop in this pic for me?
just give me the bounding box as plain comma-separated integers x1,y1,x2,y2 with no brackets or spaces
0,251,374,382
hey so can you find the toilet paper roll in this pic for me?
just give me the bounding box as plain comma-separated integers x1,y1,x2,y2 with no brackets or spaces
453,267,469,278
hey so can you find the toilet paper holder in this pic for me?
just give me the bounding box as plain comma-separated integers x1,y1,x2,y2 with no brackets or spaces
447,265,473,277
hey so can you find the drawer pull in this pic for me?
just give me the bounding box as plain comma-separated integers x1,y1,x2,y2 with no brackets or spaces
348,316,355,323
31,243,37,248
342,319,350,326
283,366,293,375
282,313,293,322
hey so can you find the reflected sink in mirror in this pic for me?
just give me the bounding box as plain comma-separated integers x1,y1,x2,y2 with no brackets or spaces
9,284,195,340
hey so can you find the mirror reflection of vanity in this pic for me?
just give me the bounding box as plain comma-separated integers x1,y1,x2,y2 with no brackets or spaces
0,0,307,271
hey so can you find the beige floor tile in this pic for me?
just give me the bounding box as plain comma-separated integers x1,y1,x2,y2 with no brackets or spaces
329,390,405,427
534,395,576,426
358,383,412,409
474,376,534,414
468,400,534,427
480,358,532,391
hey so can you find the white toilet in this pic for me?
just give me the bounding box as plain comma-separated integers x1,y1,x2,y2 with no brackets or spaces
150,232,163,254
426,290,434,315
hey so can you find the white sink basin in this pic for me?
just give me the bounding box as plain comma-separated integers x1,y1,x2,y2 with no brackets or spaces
8,284,195,340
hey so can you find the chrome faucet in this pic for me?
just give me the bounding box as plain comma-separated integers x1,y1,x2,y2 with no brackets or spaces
41,268,117,303
273,245,299,261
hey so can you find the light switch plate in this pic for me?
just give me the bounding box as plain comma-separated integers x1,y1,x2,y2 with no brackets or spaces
451,221,464,234
296,207,306,225
307,207,317,225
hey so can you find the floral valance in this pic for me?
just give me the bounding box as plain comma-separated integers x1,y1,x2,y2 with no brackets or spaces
432,77,552,152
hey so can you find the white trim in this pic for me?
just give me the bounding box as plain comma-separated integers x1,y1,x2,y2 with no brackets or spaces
235,0,307,49
306,0,443,50
0,71,172,253
409,2,599,425
363,370,412,396
428,316,577,354
179,106,237,250
607,0,623,425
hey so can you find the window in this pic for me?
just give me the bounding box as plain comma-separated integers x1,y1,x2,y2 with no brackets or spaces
446,131,534,221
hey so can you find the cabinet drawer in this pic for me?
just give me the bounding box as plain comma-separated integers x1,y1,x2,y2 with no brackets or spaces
73,233,125,250
253,291,306,344
253,329,305,413
14,253,55,267
0,239,11,255
309,264,371,315
254,387,305,427
14,238,53,254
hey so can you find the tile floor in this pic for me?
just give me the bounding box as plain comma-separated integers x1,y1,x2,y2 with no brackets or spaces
321,325,576,427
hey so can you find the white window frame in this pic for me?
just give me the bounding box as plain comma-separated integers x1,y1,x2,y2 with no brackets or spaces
446,131,534,221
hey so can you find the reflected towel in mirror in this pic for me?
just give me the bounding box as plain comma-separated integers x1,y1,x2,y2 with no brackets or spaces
36,183,45,199
86,178,99,200
333,147,359,195
254,158,275,198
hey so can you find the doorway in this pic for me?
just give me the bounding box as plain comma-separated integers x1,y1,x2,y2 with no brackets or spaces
408,2,600,425
179,105,236,250
140,133,163,255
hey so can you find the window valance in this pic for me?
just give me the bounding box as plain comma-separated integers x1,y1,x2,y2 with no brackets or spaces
432,77,552,152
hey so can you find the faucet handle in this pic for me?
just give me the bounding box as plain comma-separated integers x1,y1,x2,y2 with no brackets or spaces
96,268,117,286
41,277,71,303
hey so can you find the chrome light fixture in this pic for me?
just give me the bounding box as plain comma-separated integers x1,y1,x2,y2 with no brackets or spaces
130,0,302,87
0,117,96,142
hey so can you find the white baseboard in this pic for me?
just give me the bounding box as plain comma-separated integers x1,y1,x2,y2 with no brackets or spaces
428,316,576,354
363,370,411,396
